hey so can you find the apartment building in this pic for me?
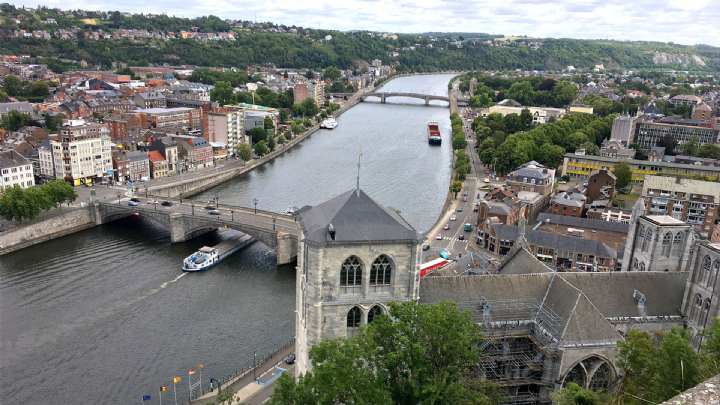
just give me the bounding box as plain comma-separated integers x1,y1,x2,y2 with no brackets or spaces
641,175,720,235
49,120,112,185
0,150,35,190
633,120,718,151
208,108,246,154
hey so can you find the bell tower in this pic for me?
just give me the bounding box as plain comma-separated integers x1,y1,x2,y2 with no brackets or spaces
294,188,421,375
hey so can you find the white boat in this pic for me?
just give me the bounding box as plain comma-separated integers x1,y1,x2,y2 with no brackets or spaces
182,246,219,272
320,117,338,129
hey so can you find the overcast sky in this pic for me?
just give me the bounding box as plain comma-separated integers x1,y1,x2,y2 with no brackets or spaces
14,0,720,46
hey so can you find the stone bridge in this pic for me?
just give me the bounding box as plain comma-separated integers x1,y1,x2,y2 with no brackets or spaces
360,92,469,106
93,198,298,265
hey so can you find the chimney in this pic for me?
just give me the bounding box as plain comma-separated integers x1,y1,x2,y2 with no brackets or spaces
328,223,336,240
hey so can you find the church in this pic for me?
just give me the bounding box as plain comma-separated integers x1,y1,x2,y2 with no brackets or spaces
293,187,720,404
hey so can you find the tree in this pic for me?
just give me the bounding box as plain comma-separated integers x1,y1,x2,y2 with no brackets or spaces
450,180,463,198
237,143,252,161
43,180,76,206
264,116,275,131
266,131,276,151
661,134,678,155
0,111,32,131
0,89,8,102
2,75,23,96
304,70,315,79
322,66,341,81
44,113,64,132
270,302,499,405
210,81,234,106
551,81,578,107
253,140,269,156
506,81,534,106
701,318,720,376
680,136,700,156
698,144,720,160
579,141,599,155
617,330,660,404
28,81,49,99
247,127,267,143
613,163,632,190
552,383,605,405
654,328,702,400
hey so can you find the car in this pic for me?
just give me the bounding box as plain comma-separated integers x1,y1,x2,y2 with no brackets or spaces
458,234,465,241
436,234,443,240
130,197,141,203
284,354,296,365
444,224,450,230
422,244,430,251
204,205,215,210
127,200,139,207
457,207,463,212
208,210,221,216
450,216,457,221
483,177,491,183
161,201,173,207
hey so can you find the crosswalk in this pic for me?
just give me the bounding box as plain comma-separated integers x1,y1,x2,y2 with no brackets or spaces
439,236,469,243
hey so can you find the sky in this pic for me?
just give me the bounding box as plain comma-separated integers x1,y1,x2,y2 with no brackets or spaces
13,0,720,47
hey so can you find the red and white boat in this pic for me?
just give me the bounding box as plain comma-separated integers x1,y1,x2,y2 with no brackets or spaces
419,257,450,278
427,121,442,145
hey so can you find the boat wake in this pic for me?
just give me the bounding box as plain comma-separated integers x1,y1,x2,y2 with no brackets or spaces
159,272,187,289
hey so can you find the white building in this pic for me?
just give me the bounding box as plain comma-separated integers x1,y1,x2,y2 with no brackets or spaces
207,109,246,155
0,150,35,190
50,120,112,185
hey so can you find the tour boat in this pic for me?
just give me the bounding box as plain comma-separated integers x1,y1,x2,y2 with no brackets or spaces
427,121,441,145
182,246,220,272
320,118,338,129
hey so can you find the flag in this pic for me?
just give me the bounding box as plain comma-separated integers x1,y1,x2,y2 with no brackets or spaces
142,395,151,401
197,363,204,369
173,376,182,384
160,386,168,392
188,368,196,376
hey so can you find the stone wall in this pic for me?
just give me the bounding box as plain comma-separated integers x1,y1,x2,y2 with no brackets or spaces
0,207,96,255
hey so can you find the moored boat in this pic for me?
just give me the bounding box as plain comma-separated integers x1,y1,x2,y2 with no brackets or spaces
320,117,338,129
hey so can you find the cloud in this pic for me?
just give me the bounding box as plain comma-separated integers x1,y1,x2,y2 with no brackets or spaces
11,0,720,46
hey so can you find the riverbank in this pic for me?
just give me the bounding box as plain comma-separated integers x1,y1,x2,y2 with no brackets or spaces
0,206,96,255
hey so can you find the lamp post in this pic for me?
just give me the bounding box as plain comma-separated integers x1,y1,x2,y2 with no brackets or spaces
191,203,195,216
253,198,258,214
209,378,220,395
215,193,219,208
231,210,234,222
253,351,257,381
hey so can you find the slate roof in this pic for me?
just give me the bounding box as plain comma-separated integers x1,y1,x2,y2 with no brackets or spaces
420,266,688,346
0,101,33,114
0,150,30,169
299,189,420,245
536,213,629,234
490,225,617,258
497,247,553,275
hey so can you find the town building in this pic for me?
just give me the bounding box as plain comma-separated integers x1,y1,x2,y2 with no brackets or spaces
641,175,720,235
147,150,168,179
37,140,54,179
585,169,616,204
207,108,246,155
124,151,150,181
295,188,420,375
561,152,720,183
506,161,555,196
669,94,703,107
548,189,586,217
133,91,167,109
50,120,112,185
134,107,202,131
293,82,309,105
692,102,713,121
0,150,35,190
480,100,565,124
0,101,34,119
633,120,719,151
599,138,635,159
682,241,720,348
171,135,214,171
150,137,179,174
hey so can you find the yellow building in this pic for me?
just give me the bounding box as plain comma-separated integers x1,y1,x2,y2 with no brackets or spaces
568,105,594,114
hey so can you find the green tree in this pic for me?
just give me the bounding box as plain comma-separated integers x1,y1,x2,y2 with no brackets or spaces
613,163,632,190
450,180,463,198
698,144,720,159
579,141,599,155
617,330,659,404
506,81,534,106
266,131,276,151
680,136,700,156
654,328,702,400
237,143,252,161
551,81,578,107
43,180,76,207
263,116,275,131
247,127,267,143
253,140,269,156
701,318,720,376
661,134,678,155
270,302,498,405
210,81,234,105
28,81,49,99
2,75,23,96
322,66,342,81
44,113,64,132
0,89,8,102
0,111,33,131
552,383,605,405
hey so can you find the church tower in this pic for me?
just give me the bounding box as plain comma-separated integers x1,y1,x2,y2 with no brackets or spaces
294,188,421,375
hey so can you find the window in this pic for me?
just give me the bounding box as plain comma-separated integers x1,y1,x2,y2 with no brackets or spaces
347,306,361,337
661,233,671,257
370,255,393,285
340,256,363,287
702,256,712,287
641,228,651,252
639,262,646,272
673,233,684,256
368,305,383,324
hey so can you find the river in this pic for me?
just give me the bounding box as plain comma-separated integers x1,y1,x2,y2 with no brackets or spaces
0,73,455,404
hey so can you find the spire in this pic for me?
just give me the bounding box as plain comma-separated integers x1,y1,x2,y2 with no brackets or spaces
356,150,362,196
517,216,529,249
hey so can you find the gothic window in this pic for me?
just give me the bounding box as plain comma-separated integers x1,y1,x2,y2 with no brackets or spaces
639,262,646,272
703,256,712,287
633,258,639,271
641,228,650,252
661,233,671,257
691,294,703,323
702,298,712,327
711,260,720,289
347,306,361,337
672,233,684,256
589,362,612,391
368,305,383,324
340,256,363,287
563,363,586,388
369,255,393,285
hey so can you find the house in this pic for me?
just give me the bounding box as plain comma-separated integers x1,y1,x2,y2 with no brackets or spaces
147,150,168,179
585,169,616,204
506,161,555,196
549,188,587,217
0,101,34,119
0,150,35,190
133,91,167,109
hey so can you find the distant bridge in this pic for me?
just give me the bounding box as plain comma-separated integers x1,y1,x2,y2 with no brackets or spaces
359,92,469,107
94,197,298,265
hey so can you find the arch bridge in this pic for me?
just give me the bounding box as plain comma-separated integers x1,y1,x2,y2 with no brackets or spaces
93,197,298,265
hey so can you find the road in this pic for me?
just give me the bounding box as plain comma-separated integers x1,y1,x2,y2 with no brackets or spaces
422,106,499,275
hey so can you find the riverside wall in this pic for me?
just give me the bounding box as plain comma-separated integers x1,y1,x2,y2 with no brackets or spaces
0,206,96,255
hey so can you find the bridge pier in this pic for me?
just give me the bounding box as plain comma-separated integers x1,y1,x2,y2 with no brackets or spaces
168,213,216,242
276,231,297,265
425,96,430,106
380,94,386,104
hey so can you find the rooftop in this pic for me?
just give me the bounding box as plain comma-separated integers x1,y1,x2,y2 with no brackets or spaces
135,107,194,114
0,150,30,169
644,215,687,226
642,175,720,200
565,153,720,174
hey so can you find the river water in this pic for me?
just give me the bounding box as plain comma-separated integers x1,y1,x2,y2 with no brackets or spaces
0,73,455,404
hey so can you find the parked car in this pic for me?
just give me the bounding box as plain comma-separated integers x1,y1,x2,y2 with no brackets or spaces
422,244,430,251
436,234,443,240
208,210,221,216
458,234,465,241
457,207,463,212
444,223,450,230
161,201,173,207
484,177,490,183
284,354,296,365
450,216,457,221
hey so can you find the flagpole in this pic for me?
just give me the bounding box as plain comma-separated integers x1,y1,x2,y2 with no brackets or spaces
188,371,192,402
173,380,178,405
159,388,162,405
199,367,203,395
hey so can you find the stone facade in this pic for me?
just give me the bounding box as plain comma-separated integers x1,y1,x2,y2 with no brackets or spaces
681,241,720,348
623,214,693,272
